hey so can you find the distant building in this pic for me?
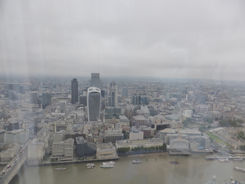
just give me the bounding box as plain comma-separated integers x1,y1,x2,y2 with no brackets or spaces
41,93,51,109
30,92,40,105
87,87,101,122
189,135,211,152
4,121,20,131
129,130,144,140
52,138,74,161
159,128,177,142
27,139,45,166
4,129,29,145
168,138,191,155
79,95,87,106
90,73,102,88
75,137,96,157
53,131,65,142
116,138,163,151
54,122,67,132
151,123,170,131
122,88,128,97
132,115,149,127
0,144,20,163
116,115,130,131
132,95,141,105
182,110,193,119
141,127,155,138
0,131,5,147
159,128,210,153
108,82,118,107
105,107,121,119
103,129,123,143
101,89,106,98
71,78,78,104
96,143,118,160
132,95,148,105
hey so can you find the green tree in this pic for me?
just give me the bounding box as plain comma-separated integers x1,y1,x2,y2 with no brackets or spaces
117,147,130,153
237,131,245,140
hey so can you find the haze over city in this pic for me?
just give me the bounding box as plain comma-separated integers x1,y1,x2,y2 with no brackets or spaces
2,1,245,183
1,0,245,80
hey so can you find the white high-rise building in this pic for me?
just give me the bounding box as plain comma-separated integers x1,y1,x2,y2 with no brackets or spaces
87,87,101,122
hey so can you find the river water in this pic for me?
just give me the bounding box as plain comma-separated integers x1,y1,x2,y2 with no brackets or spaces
10,154,245,184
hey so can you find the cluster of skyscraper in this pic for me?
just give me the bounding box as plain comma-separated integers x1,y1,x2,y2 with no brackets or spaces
71,73,117,122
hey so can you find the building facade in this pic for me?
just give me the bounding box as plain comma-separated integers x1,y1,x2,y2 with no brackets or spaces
71,78,78,104
87,87,101,122
90,73,102,88
108,81,118,107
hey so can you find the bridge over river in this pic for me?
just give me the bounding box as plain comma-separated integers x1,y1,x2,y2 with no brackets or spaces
0,141,29,184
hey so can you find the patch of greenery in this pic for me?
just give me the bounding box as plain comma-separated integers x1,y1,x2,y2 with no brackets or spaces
219,119,243,127
240,145,245,151
237,131,245,140
117,147,130,153
207,132,225,145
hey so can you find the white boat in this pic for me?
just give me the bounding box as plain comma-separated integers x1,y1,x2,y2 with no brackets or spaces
234,166,245,173
55,167,66,170
218,158,229,162
232,157,243,161
233,158,243,161
100,161,115,168
86,163,95,169
132,159,142,164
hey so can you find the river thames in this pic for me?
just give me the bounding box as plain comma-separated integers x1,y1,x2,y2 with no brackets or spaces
10,154,245,184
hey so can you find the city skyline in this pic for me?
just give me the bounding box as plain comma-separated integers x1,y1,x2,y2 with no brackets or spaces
1,71,245,183
1,0,245,184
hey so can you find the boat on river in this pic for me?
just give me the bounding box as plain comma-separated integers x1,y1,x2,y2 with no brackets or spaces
218,158,229,162
170,160,179,165
86,163,95,169
100,161,115,168
132,159,142,164
234,166,245,173
55,168,66,171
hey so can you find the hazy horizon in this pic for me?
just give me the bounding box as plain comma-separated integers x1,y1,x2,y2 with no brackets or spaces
1,0,245,81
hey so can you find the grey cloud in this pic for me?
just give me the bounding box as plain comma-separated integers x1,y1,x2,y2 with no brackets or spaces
0,0,245,80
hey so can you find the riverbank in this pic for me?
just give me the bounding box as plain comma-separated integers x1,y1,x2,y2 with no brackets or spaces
34,152,167,166
30,156,119,167
29,151,213,167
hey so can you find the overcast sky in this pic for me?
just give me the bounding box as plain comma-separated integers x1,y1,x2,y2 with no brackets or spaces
0,0,245,80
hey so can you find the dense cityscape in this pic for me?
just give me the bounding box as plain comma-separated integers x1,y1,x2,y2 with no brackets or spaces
0,73,245,183
1,0,245,182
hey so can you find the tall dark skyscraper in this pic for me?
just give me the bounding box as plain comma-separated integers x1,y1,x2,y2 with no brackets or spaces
71,78,78,104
